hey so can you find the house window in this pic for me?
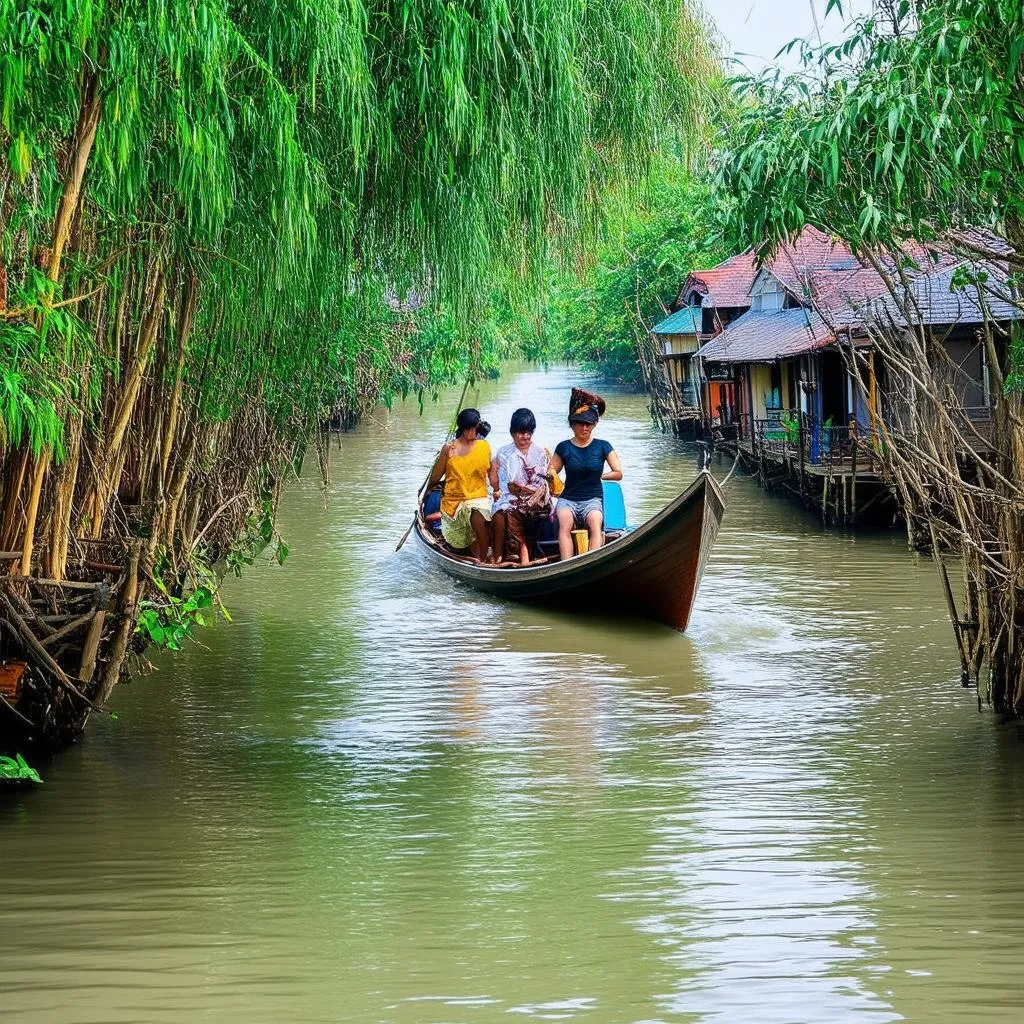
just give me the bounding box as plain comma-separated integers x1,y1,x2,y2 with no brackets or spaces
750,277,784,312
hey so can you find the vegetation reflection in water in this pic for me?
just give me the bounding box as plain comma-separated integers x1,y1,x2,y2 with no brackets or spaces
2,367,1024,1023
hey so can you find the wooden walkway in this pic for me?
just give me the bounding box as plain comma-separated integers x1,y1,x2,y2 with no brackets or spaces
718,436,897,527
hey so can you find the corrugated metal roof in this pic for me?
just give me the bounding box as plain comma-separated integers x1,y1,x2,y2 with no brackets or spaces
695,308,832,364
652,306,702,335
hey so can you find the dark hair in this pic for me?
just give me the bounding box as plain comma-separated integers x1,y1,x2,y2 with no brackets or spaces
509,407,536,434
455,407,490,438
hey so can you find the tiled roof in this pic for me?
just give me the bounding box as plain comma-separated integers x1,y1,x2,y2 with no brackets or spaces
681,228,1023,366
947,227,1012,258
806,266,892,323
678,252,759,310
679,227,859,312
769,226,859,298
652,306,702,335
867,262,1024,328
695,308,832,364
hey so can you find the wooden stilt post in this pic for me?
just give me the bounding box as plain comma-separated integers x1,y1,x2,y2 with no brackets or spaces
794,411,802,499
850,438,858,526
929,522,970,685
78,608,106,684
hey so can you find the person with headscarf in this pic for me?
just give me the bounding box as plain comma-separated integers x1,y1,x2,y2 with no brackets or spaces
428,408,494,560
546,388,622,560
489,406,555,565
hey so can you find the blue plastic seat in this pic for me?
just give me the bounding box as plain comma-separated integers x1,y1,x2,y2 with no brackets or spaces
534,482,630,557
602,480,628,531
423,488,443,533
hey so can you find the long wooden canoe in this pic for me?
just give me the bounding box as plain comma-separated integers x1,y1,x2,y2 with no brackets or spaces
413,471,725,632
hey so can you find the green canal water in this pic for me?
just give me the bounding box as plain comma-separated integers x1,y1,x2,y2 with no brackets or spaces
4,365,1024,1023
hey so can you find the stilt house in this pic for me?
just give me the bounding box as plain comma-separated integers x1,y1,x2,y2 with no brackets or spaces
683,228,1013,459
651,306,703,412
651,253,757,434
655,227,1021,524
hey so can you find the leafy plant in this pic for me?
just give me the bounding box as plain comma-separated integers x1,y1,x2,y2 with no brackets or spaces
0,753,43,784
136,586,216,652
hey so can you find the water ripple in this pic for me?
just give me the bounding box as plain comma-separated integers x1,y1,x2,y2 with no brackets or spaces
4,367,1024,1023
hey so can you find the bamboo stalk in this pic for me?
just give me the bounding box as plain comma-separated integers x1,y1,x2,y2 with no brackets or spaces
44,403,85,580
160,275,198,486
47,68,102,284
96,541,142,706
0,449,30,553
17,448,52,577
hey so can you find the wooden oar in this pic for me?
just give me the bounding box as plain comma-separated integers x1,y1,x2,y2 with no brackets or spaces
395,377,472,552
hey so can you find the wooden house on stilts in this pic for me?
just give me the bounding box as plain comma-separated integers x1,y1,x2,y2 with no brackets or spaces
651,227,1018,527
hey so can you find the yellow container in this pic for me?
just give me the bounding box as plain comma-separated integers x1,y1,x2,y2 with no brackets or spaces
571,529,589,555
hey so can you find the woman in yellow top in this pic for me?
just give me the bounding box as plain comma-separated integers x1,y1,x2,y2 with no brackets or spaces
428,408,495,561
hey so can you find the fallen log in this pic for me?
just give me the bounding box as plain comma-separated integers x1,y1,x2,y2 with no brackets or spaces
39,611,96,649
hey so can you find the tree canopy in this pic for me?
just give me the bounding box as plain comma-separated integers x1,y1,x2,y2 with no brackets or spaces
0,0,722,458
0,0,724,746
542,163,725,385
716,0,1024,714
718,0,1024,258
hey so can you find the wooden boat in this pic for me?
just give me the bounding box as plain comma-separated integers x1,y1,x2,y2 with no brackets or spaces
413,471,725,632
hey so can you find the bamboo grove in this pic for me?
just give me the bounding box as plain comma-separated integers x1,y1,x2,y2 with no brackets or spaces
719,0,1024,713
0,0,718,749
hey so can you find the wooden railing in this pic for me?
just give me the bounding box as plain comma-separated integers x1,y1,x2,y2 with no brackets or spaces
743,412,885,472
729,399,999,484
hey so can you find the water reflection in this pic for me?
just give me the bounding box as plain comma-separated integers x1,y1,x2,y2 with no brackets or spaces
3,366,1024,1023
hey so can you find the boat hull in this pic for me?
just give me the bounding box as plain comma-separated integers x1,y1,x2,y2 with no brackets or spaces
413,471,724,631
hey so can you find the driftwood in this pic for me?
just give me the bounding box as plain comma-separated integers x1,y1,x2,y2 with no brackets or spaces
0,554,128,748
82,560,123,574
39,611,96,649
6,588,55,636
0,591,103,712
6,575,104,591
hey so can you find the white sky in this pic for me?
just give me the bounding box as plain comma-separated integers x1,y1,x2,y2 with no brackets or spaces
706,0,874,73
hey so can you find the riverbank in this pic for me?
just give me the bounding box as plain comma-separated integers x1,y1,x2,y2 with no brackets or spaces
0,356,503,756
2,0,713,757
